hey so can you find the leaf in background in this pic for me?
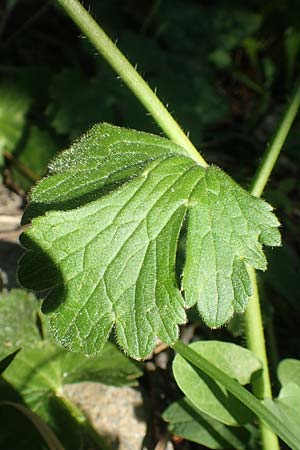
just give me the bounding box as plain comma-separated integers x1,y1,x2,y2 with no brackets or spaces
264,383,300,437
0,349,20,375
278,358,300,387
211,6,261,52
262,245,300,312
285,28,300,89
264,357,300,435
0,81,31,176
11,125,57,192
172,341,262,426
226,314,244,338
0,289,40,361
47,69,116,139
46,67,156,141
0,82,31,151
3,340,142,423
163,397,255,449
1,288,142,449
1,289,141,388
19,124,280,359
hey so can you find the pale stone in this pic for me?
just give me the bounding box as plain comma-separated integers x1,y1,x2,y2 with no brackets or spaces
64,382,147,450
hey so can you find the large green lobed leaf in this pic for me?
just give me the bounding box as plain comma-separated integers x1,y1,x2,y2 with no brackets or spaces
19,124,280,359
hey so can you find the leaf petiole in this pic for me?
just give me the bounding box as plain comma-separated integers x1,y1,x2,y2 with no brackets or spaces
56,0,207,167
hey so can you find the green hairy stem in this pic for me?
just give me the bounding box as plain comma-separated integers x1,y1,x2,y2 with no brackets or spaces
57,0,207,167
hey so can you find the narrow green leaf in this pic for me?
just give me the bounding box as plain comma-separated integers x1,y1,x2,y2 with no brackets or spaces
163,397,254,449
19,124,280,359
173,341,262,426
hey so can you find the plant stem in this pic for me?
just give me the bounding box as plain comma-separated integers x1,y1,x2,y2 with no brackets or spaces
244,268,280,450
56,0,207,167
250,81,300,197
172,340,300,450
244,80,300,450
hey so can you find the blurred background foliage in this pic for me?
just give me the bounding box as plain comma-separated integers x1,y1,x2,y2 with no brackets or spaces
1,0,300,387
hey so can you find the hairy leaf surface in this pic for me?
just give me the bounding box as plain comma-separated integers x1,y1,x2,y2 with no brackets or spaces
19,124,280,359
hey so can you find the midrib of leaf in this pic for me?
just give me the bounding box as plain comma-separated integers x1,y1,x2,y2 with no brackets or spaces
17,350,62,393
53,156,201,357
203,175,221,323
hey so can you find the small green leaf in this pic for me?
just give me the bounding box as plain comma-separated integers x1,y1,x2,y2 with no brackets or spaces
163,397,254,449
173,341,262,426
278,358,300,388
19,124,280,359
173,339,300,450
264,358,300,437
0,289,40,361
264,383,300,437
